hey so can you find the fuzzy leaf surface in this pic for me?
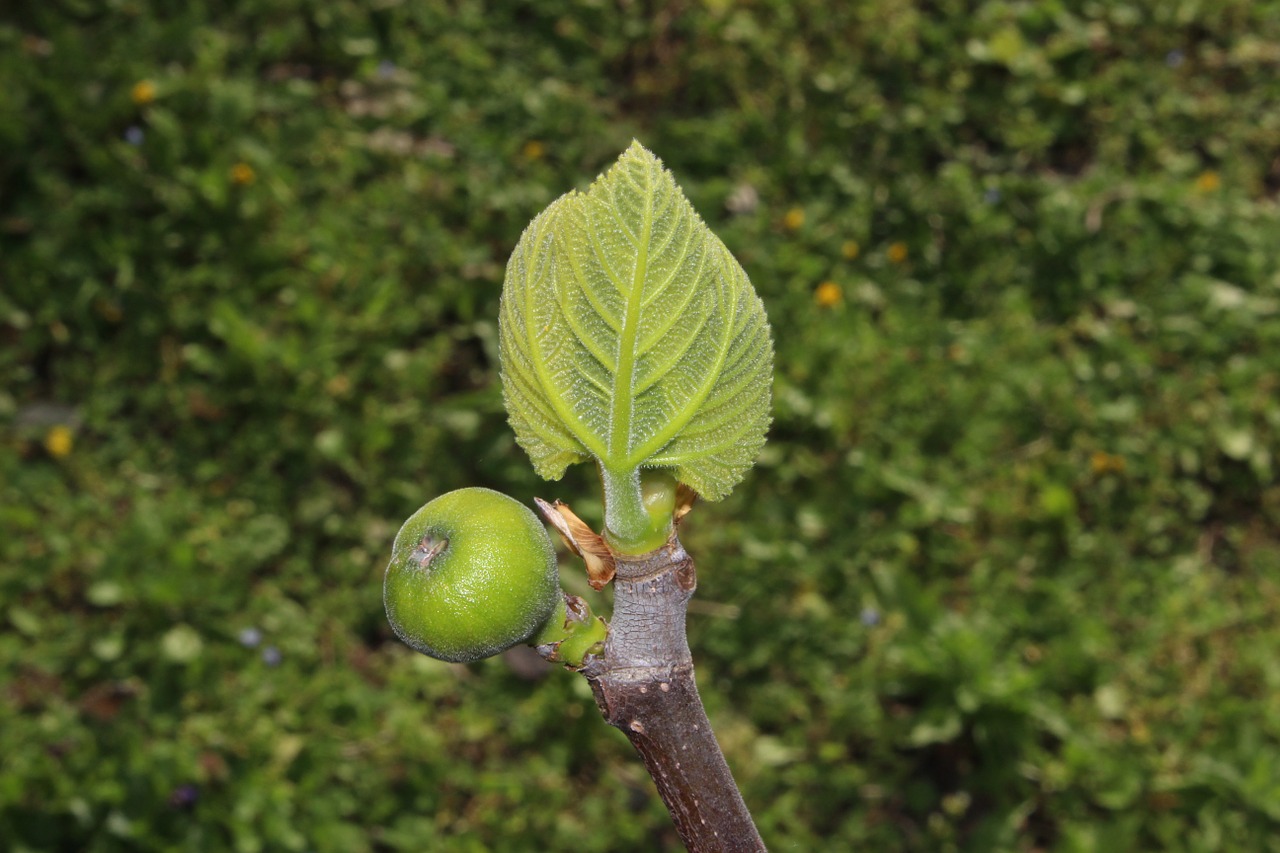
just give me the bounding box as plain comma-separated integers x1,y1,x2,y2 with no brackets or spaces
499,142,772,500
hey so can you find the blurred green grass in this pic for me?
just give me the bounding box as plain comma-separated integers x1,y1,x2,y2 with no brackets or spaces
3,1,1280,850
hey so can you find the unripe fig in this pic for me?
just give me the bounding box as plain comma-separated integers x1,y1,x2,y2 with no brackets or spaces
384,488,559,663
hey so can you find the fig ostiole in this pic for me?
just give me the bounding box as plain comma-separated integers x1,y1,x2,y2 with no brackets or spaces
384,487,561,664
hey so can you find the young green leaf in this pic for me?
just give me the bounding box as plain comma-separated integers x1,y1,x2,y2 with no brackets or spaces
499,142,772,504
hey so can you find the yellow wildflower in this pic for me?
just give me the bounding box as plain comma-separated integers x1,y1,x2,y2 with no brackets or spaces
783,207,805,231
522,140,545,161
131,80,156,105
841,240,860,260
1090,451,1126,475
230,162,256,186
1193,170,1221,193
814,281,842,307
887,242,908,264
45,425,73,458
326,374,352,397
1130,719,1151,744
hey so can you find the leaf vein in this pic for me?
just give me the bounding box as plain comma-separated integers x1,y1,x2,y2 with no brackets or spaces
520,206,608,459
624,246,741,467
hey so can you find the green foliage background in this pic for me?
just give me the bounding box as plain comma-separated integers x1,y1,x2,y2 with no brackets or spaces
3,1,1279,850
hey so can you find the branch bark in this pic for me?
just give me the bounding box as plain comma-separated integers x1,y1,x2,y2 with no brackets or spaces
579,536,765,852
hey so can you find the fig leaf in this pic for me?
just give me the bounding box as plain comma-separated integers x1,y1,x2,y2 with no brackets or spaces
499,142,773,504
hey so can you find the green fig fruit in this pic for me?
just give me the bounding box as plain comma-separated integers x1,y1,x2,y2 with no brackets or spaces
384,488,559,663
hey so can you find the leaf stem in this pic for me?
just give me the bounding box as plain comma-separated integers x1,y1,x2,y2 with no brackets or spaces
601,466,675,554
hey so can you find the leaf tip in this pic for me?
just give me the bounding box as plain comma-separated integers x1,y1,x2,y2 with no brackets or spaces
619,139,665,172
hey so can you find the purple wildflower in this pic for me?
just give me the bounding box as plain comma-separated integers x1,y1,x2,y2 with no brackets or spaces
169,784,199,809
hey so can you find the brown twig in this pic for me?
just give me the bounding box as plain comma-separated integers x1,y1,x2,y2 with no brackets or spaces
578,537,765,852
